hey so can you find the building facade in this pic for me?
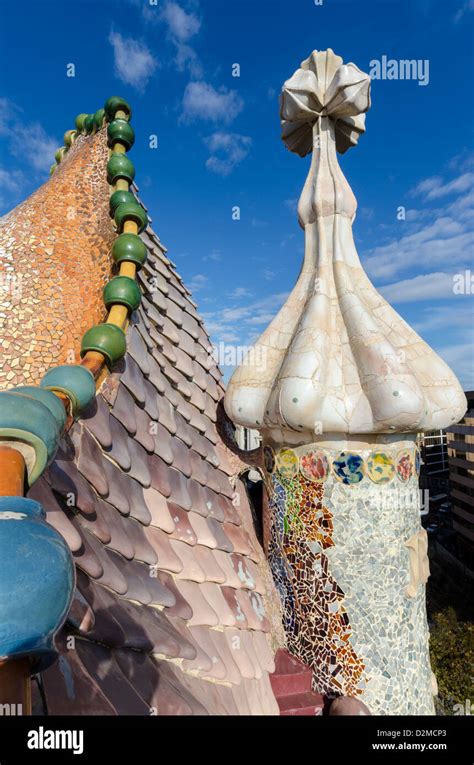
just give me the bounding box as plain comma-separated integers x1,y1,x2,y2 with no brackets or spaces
446,391,474,568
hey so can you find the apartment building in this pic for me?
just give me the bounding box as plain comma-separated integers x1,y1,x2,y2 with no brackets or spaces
446,391,474,568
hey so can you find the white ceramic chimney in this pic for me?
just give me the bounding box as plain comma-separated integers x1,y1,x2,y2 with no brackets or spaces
225,49,466,714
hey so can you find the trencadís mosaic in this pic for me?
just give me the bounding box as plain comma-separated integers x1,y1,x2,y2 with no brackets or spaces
267,446,419,486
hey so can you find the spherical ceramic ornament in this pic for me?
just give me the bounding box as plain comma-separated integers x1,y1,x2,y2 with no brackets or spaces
0,390,62,484
333,451,365,485
276,448,299,479
263,445,276,474
396,450,413,483
40,364,96,417
414,449,421,476
104,96,132,122
114,202,147,233
103,275,141,312
0,497,74,669
81,323,127,368
367,451,395,484
300,449,329,482
107,154,135,185
109,190,136,216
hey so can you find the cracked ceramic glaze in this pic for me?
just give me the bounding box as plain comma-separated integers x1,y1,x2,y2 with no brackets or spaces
225,49,467,441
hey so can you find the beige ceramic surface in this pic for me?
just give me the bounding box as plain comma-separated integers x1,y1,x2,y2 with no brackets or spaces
225,49,466,443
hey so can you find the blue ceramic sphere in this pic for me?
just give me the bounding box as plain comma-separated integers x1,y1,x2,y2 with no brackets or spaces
0,497,75,668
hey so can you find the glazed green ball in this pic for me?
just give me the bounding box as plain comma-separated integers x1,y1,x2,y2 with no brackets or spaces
81,323,127,368
111,233,147,269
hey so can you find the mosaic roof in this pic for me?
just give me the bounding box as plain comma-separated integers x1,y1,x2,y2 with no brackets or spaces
0,116,283,715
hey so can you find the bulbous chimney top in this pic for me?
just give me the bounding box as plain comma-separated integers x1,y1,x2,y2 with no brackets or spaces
225,49,466,444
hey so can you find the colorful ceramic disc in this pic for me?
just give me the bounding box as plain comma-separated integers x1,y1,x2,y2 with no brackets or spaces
276,448,299,479
300,449,329,482
414,449,421,476
333,451,365,485
367,451,395,484
263,445,276,474
396,450,413,482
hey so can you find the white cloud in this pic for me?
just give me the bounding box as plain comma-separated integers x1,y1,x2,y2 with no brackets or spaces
0,98,58,184
10,123,58,172
280,232,296,248
446,190,474,222
160,2,203,76
202,249,222,262
403,190,474,227
0,166,26,210
362,159,474,284
109,31,158,92
245,312,279,325
174,43,203,77
134,0,202,75
410,175,442,198
228,287,253,299
454,0,474,23
201,291,288,345
412,304,474,334
161,2,201,41
216,331,242,344
411,172,474,200
0,166,24,194
361,157,474,389
364,216,473,281
403,207,433,222
204,132,251,176
182,81,243,123
188,273,208,292
436,342,474,390
448,151,474,172
379,272,461,303
284,197,298,213
0,97,20,135
251,217,268,228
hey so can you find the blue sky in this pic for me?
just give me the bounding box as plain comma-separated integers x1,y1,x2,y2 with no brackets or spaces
0,0,473,388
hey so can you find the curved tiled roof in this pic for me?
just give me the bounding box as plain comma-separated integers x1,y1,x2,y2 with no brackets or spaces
0,107,283,715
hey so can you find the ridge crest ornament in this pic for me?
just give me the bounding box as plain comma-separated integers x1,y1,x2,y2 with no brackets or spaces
281,48,371,158
225,48,467,715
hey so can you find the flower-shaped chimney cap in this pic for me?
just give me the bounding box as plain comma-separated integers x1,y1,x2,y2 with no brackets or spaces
281,48,372,156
